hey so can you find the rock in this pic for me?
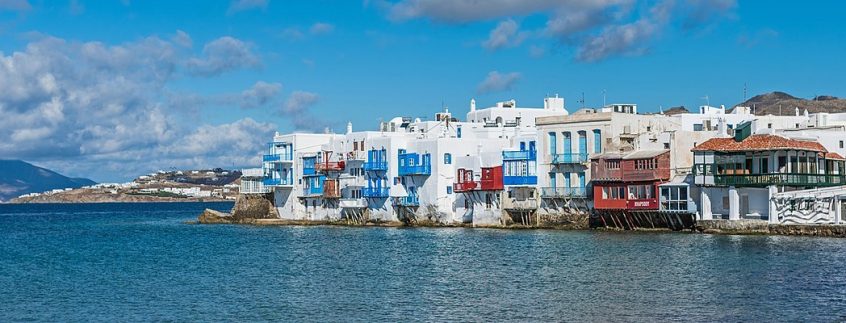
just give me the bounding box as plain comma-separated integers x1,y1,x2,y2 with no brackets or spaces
230,193,278,220
198,208,233,224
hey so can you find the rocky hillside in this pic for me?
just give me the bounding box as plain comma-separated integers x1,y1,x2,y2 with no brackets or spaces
735,92,846,115
0,160,95,202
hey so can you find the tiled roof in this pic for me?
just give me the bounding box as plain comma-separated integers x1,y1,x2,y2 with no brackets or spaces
622,149,669,160
692,134,828,153
825,152,845,160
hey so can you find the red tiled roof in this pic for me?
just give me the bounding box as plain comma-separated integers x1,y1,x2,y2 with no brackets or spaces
691,134,828,153
825,152,845,160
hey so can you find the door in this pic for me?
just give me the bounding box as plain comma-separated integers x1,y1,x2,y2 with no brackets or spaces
578,131,587,156
529,141,536,152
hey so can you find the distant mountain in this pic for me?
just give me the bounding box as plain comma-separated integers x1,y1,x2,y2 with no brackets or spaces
0,160,96,202
734,91,846,115
662,106,690,116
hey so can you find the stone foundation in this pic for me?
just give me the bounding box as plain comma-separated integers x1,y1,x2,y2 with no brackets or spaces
697,219,846,237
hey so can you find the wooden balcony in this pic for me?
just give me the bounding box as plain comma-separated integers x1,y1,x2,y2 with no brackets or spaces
714,173,846,187
322,180,340,198
622,168,670,182
453,181,478,193
316,161,346,172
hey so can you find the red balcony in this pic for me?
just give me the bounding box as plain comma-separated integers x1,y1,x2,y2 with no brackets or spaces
316,161,346,172
453,181,478,192
479,166,504,191
323,179,340,198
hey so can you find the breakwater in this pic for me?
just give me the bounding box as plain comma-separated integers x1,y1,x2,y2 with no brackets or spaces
696,219,846,237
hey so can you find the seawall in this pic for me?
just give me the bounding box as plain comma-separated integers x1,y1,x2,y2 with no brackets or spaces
696,220,846,237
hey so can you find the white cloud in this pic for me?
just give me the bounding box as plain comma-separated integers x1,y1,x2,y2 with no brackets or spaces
283,91,319,114
281,91,332,132
227,0,268,15
482,19,527,51
0,32,278,181
185,36,260,77
382,0,738,62
477,71,521,94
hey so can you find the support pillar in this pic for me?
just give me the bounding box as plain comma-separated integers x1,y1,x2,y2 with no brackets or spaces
728,186,740,220
700,189,712,220
767,185,778,224
836,198,842,225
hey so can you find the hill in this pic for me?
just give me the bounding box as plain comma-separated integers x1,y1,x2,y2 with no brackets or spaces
735,91,846,115
0,160,96,202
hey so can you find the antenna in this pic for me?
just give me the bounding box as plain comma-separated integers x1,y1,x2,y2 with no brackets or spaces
602,89,607,107
578,92,585,109
701,95,710,106
743,82,747,101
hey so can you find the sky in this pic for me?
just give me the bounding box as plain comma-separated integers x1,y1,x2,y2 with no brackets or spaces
0,0,844,182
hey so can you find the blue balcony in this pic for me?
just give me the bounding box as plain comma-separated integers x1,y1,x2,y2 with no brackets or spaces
302,156,318,176
263,177,293,186
398,152,431,176
362,187,390,198
303,185,323,197
541,187,587,198
395,195,419,206
399,164,431,176
363,161,388,171
503,150,537,161
263,153,293,162
503,175,538,186
551,153,588,164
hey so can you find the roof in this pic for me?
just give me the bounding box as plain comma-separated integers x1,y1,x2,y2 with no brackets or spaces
622,150,669,160
691,134,827,153
825,152,845,160
590,152,626,160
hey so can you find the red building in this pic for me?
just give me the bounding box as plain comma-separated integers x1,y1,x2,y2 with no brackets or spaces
591,150,671,211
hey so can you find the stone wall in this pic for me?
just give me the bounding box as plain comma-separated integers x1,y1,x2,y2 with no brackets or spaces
697,219,846,237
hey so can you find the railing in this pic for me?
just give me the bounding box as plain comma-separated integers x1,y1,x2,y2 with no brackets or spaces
503,175,538,186
540,187,587,198
395,195,419,206
263,177,293,186
303,186,323,196
363,161,388,171
551,153,588,164
479,178,504,190
302,167,317,176
591,168,622,181
340,198,368,208
362,187,390,198
263,153,293,162
503,198,539,210
315,161,346,172
714,173,846,187
453,181,478,192
622,168,670,182
399,164,431,176
502,150,537,161
241,168,264,177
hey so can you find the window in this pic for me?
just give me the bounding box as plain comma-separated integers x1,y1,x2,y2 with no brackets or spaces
447,186,453,194
444,153,452,164
693,123,703,131
841,141,844,149
768,123,773,129
663,143,670,149
485,193,493,209
593,129,602,153
660,186,689,212
457,127,462,138
548,132,557,155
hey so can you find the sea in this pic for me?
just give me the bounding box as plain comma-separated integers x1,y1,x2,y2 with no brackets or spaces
1,202,845,322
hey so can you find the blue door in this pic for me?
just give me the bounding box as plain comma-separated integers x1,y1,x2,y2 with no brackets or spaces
564,172,571,188
529,141,536,152
593,129,602,153
578,172,585,189
520,141,526,151
578,131,587,156
549,173,556,188
548,132,557,155
562,132,572,162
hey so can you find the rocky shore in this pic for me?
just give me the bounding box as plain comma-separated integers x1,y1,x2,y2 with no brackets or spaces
696,219,846,237
11,188,231,204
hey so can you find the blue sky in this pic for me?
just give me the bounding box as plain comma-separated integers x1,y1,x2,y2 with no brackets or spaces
0,0,844,181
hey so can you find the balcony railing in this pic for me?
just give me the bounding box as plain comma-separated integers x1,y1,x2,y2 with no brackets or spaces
713,173,846,187
503,150,537,161
540,187,587,198
302,167,317,176
453,181,478,193
263,153,293,162
622,168,670,182
399,164,431,176
551,153,588,164
263,177,293,186
315,161,346,172
362,187,389,198
395,195,420,206
363,161,388,171
303,186,323,197
502,198,539,210
503,175,538,186
479,178,504,191
340,198,368,208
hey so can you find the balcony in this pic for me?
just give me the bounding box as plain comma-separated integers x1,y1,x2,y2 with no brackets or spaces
540,187,587,198
263,177,293,187
263,153,293,163
363,161,388,171
303,185,323,197
502,150,537,161
323,180,340,198
399,164,431,176
453,181,478,193
551,153,588,165
503,175,538,186
395,195,419,206
340,198,368,208
315,161,346,173
622,168,670,182
713,173,846,187
362,187,389,198
502,197,539,210
479,166,504,190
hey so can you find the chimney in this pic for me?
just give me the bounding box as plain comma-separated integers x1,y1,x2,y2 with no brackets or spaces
346,122,353,134
470,98,476,112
